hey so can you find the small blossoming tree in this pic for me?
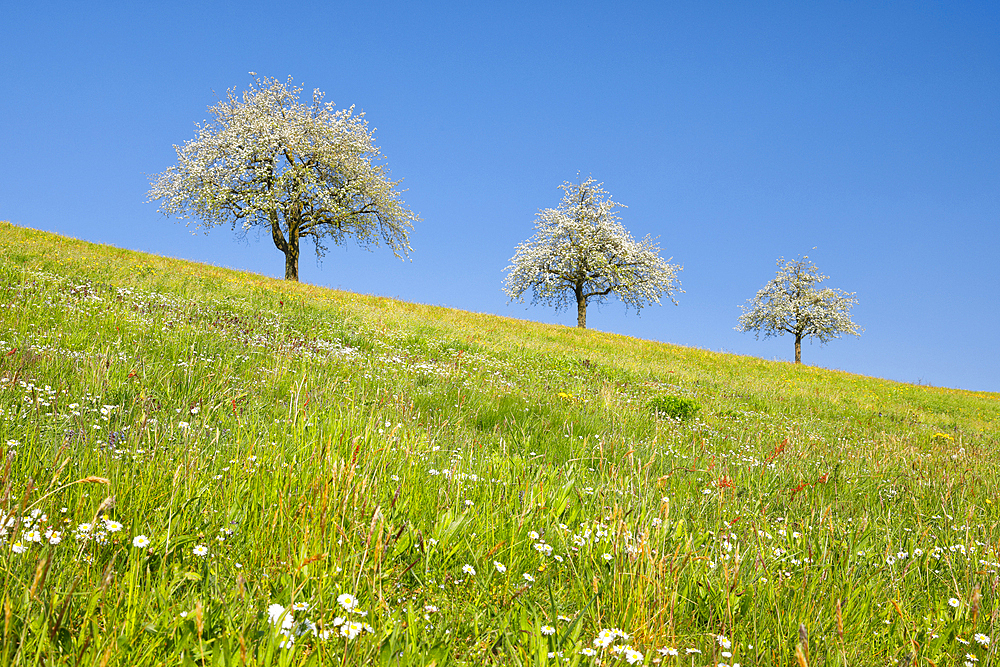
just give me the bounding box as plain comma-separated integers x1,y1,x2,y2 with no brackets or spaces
737,256,862,363
504,178,682,328
148,74,418,281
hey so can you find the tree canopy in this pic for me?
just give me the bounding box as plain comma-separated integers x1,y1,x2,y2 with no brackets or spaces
737,257,861,363
504,178,682,328
148,74,418,281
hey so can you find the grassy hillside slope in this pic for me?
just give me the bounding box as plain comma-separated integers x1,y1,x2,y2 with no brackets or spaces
1,221,998,666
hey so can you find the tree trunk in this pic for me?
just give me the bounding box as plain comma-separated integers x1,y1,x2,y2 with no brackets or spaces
269,215,300,282
284,240,299,281
576,286,587,328
794,333,802,364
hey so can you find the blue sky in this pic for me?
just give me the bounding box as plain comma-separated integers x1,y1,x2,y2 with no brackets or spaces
1,1,997,392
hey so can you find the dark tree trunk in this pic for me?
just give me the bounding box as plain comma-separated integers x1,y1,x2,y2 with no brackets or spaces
284,238,299,281
270,214,300,282
575,285,587,328
794,332,802,364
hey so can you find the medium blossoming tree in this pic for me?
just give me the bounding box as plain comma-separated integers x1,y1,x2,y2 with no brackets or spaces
148,74,418,281
504,178,682,329
737,257,862,363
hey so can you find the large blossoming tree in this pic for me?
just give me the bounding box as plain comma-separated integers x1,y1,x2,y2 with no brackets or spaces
737,257,862,363
504,178,683,329
148,74,418,281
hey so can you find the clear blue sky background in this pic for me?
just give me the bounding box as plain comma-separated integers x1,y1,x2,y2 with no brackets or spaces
2,2,997,392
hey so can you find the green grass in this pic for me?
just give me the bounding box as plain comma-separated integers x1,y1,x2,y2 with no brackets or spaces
0,220,998,666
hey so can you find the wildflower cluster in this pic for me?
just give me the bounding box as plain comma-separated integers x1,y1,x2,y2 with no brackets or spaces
586,627,643,664
265,594,374,649
72,515,123,545
6,508,72,553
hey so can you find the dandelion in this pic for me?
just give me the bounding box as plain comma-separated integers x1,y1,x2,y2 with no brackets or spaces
462,564,476,576
541,625,555,635
192,544,208,556
337,593,358,611
132,534,150,548
494,561,507,573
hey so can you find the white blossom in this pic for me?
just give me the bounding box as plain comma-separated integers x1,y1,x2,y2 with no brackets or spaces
340,620,364,639
148,74,418,281
267,604,294,631
737,256,861,363
504,177,682,328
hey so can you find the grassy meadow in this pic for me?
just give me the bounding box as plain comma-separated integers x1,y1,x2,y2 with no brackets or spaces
1,220,998,666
